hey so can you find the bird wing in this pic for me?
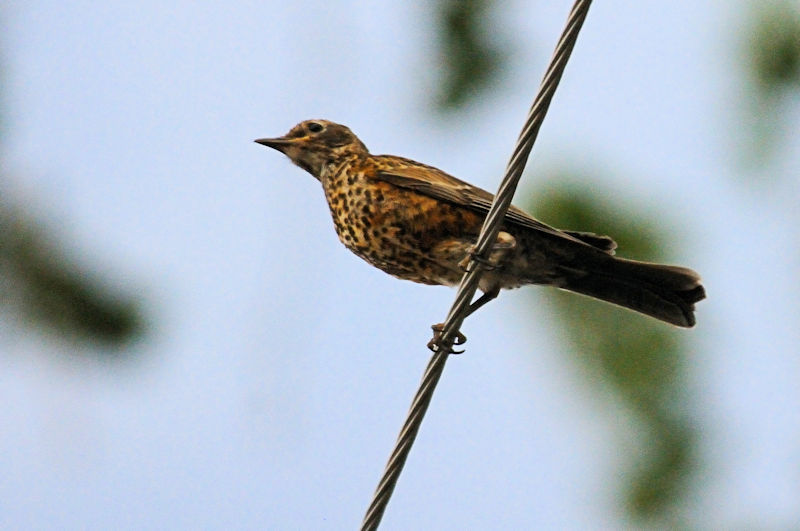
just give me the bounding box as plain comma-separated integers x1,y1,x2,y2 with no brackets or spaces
373,159,615,252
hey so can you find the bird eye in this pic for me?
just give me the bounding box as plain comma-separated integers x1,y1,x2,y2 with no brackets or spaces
307,122,324,133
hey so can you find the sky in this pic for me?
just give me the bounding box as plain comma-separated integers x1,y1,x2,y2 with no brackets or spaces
2,1,799,529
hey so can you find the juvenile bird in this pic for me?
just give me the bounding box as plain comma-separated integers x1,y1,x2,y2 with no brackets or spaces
256,120,705,348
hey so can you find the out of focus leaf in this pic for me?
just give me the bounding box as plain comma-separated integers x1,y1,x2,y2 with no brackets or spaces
0,205,145,348
527,178,696,521
0,34,143,351
738,1,800,168
434,0,508,111
748,1,800,92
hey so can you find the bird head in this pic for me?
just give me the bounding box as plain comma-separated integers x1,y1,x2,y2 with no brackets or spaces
255,120,368,179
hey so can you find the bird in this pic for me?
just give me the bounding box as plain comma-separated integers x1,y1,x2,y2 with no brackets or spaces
256,119,705,350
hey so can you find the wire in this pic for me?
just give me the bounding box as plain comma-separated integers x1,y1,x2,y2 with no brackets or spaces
361,1,594,529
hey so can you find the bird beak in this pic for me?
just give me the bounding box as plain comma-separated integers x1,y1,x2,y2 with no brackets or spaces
254,136,295,152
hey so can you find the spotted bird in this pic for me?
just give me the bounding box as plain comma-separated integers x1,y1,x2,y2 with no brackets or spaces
256,120,705,346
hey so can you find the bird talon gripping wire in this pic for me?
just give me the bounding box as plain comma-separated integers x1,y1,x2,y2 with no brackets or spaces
459,251,498,272
428,324,467,354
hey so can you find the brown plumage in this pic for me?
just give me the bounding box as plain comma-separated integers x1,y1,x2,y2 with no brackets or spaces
256,119,705,331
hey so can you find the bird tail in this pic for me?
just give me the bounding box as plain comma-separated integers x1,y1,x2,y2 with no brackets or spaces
557,255,706,327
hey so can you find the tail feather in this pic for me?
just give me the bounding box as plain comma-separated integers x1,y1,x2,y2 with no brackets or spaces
559,256,706,327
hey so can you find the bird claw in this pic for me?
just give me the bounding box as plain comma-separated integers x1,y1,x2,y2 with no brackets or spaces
458,231,517,272
428,323,467,354
458,249,498,272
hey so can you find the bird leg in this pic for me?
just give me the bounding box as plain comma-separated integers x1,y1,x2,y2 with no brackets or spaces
458,231,517,272
463,286,500,318
428,232,512,353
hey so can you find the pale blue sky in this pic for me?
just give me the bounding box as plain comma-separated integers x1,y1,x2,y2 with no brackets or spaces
2,1,798,529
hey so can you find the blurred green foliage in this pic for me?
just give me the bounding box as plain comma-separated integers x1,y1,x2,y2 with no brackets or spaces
0,204,144,349
740,1,800,167
434,0,508,111
0,27,144,350
747,1,800,92
528,181,696,521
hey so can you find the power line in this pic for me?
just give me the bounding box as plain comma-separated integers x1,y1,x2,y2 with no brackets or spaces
361,1,594,529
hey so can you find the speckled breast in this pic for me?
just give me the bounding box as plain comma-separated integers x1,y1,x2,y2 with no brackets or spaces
320,157,483,286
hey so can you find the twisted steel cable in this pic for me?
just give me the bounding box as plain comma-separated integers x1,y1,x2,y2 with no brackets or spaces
361,1,593,529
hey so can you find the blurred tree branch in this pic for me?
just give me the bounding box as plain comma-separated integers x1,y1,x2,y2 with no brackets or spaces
0,202,144,348
433,0,509,111
1,31,144,350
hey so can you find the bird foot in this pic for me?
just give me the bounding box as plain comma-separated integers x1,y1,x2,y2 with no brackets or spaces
458,250,498,272
458,231,517,272
428,323,467,354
